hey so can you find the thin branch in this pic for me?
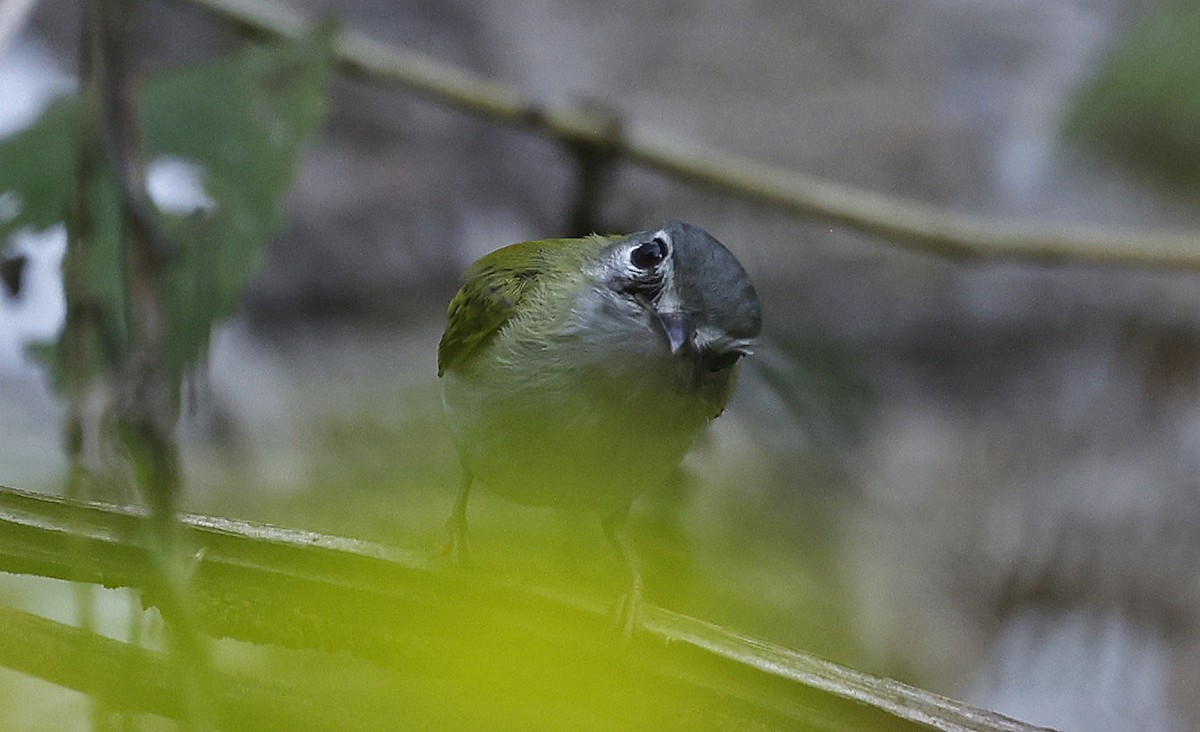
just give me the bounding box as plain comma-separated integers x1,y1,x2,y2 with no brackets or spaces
0,484,1056,732
81,0,214,725
0,603,416,731
167,0,1200,272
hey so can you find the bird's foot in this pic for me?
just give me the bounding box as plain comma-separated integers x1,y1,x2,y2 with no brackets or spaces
601,508,644,639
607,576,644,640
435,523,473,568
437,471,474,568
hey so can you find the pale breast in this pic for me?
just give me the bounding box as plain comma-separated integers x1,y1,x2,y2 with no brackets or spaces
441,287,717,512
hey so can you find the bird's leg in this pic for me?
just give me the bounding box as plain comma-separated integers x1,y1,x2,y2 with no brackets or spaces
440,467,473,567
602,506,644,639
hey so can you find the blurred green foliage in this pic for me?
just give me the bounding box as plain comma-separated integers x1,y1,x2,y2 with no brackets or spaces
0,485,937,731
0,23,335,385
1064,0,1200,189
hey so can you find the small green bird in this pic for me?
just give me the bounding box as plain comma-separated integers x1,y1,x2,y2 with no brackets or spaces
437,220,761,633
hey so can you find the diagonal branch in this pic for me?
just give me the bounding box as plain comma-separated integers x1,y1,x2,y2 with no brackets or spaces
168,0,1200,272
0,484,1054,732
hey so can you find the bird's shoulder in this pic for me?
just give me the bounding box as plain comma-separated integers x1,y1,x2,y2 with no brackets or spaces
437,236,609,376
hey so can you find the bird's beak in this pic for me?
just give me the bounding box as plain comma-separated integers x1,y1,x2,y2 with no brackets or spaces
653,311,695,354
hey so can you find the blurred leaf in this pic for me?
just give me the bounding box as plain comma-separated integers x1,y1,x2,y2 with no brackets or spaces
0,101,77,238
1064,0,1200,188
148,23,335,373
0,21,336,383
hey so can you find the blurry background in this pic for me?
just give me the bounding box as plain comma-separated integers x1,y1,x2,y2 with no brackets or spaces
3,0,1200,729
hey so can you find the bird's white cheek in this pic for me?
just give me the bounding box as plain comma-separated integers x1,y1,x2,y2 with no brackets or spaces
567,290,657,354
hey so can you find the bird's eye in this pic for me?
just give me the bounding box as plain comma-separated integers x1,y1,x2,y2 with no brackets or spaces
702,350,742,372
630,237,668,270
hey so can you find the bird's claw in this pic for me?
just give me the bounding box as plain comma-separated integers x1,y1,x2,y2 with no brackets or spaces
436,522,473,568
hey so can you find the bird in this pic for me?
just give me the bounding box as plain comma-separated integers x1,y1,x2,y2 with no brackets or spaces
437,220,761,634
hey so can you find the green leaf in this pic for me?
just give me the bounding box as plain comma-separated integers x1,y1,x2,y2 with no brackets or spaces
146,20,336,374
1063,0,1200,189
0,101,76,238
0,21,336,383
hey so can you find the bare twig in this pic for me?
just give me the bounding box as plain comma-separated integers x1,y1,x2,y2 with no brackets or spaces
167,0,1200,272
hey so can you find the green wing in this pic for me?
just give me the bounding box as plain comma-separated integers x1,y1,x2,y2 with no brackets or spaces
437,238,577,376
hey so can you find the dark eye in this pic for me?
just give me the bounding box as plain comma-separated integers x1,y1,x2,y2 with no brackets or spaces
702,350,742,372
630,237,668,270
